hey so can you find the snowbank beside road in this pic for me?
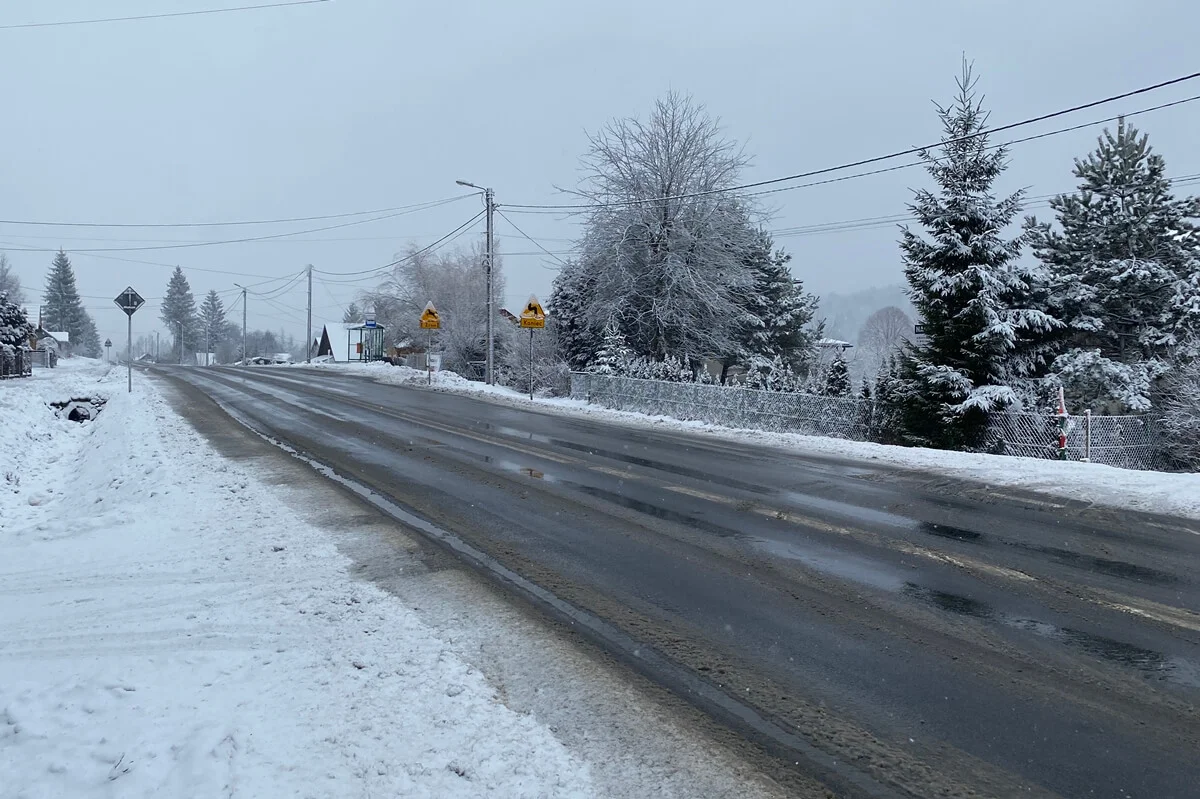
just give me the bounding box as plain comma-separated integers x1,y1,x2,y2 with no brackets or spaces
0,363,592,797
299,361,1200,522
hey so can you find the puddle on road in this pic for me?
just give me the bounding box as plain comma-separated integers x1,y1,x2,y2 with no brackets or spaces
563,482,739,537
480,423,555,445
919,522,984,543
780,491,911,529
749,538,906,592
866,513,1173,587
550,441,773,495
1008,542,1175,585
903,583,1200,689
479,455,555,483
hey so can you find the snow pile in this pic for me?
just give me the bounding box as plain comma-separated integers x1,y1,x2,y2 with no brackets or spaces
302,359,519,398
0,365,592,797
298,362,1200,521
0,358,112,522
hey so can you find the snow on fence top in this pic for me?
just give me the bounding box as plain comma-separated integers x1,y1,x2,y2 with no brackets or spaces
569,372,1173,473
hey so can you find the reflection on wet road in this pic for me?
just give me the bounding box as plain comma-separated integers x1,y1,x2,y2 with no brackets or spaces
158,365,1200,799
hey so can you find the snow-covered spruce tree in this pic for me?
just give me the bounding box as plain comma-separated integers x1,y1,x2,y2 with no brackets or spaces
588,318,632,375
0,290,33,357
568,93,760,364
823,354,851,397
896,64,1060,449
43,250,102,357
1027,118,1200,412
550,261,601,371
199,290,227,357
736,231,821,372
161,266,197,362
342,301,362,324
871,355,907,444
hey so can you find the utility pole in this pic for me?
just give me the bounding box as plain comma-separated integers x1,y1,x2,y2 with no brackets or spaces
456,180,496,384
485,187,494,384
236,284,248,365
306,264,313,363
155,331,160,362
178,320,184,365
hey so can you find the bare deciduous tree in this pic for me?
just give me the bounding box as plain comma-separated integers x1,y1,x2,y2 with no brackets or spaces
1160,358,1200,469
857,305,913,375
562,92,762,363
360,243,509,378
0,254,22,305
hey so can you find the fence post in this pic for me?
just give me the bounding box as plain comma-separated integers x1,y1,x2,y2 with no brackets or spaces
1083,410,1091,463
1056,386,1068,460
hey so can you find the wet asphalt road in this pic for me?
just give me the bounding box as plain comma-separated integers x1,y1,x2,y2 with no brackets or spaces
156,365,1200,799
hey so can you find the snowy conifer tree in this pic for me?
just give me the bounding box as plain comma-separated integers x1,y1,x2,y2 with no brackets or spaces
736,231,821,370
550,262,601,371
824,355,851,397
199,290,227,356
161,266,198,362
1028,119,1200,412
42,250,102,357
896,64,1060,449
342,301,362,324
588,318,632,374
0,291,33,356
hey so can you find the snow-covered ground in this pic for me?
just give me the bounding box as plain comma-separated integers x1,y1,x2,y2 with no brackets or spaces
300,361,1200,522
0,360,594,797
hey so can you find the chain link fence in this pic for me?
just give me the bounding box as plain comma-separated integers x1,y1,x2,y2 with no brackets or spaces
987,411,1170,471
570,372,1175,472
571,372,873,439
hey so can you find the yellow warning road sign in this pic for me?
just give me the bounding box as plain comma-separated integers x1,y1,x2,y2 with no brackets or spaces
519,295,546,328
419,301,440,330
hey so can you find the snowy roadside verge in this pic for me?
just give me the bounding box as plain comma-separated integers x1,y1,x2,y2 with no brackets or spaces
0,360,592,797
296,361,1200,522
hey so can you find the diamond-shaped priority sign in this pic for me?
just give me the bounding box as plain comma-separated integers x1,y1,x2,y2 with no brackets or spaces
114,287,144,317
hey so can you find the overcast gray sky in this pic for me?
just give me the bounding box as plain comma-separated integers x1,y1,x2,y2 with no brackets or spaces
3,0,1198,347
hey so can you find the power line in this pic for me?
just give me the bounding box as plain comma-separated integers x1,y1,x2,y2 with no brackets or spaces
496,210,569,267
503,72,1200,210
0,194,475,230
0,200,476,254
768,171,1200,239
0,0,329,30
247,269,308,299
314,210,486,279
64,249,297,281
732,94,1200,205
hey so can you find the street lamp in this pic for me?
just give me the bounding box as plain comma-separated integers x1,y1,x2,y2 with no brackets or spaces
456,179,495,384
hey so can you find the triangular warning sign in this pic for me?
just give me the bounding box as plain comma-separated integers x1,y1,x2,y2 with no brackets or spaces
519,294,546,328
419,301,440,329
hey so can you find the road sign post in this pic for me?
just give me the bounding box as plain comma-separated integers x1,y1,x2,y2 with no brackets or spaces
113,287,145,394
518,295,546,400
104,339,112,362
419,302,440,385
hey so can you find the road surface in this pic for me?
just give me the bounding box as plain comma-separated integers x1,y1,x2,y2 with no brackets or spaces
155,365,1200,799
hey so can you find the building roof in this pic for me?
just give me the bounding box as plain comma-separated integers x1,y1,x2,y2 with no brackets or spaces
44,331,70,342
